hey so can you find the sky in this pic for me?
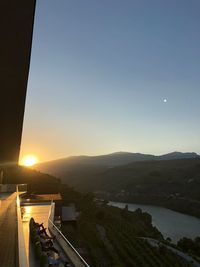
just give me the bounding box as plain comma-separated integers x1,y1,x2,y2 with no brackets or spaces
20,0,200,163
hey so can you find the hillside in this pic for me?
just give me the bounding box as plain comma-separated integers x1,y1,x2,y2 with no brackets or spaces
37,157,200,217
35,151,200,189
1,165,61,193
35,156,200,196
61,186,191,267
35,151,199,176
86,158,200,195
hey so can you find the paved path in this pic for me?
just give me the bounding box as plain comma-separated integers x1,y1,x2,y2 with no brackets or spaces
0,193,18,267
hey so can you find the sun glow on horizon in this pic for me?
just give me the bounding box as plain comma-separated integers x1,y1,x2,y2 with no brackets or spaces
20,155,39,167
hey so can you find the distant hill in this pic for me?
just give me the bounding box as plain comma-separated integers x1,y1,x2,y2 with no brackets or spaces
36,151,199,171
86,158,200,193
156,151,199,161
35,151,200,190
35,153,200,218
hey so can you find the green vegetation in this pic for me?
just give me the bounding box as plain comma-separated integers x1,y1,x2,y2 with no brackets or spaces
61,186,191,267
70,158,200,196
178,237,200,262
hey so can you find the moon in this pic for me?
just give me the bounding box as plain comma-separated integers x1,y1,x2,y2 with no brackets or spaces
163,99,167,103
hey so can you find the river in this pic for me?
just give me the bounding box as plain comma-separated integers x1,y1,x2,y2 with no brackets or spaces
109,201,200,243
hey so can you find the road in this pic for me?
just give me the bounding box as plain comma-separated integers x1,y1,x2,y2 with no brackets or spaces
142,237,200,267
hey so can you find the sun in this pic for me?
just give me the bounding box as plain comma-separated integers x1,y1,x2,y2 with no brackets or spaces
21,155,38,167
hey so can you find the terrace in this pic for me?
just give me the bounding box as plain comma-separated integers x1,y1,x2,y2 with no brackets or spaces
0,185,90,267
20,187,90,267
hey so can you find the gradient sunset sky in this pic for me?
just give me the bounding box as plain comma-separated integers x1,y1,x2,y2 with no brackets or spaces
20,0,200,163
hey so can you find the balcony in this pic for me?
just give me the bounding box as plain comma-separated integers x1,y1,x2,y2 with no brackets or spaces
0,185,90,267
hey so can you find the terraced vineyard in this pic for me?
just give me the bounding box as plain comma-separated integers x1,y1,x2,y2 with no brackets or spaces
61,187,191,267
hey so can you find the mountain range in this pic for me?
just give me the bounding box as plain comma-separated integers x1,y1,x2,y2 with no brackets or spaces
35,151,199,189
36,151,199,170
38,151,198,166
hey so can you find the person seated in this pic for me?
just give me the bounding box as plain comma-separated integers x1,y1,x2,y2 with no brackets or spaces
38,239,59,254
41,238,56,249
40,233,55,240
33,221,45,230
38,227,49,237
33,219,55,239
33,222,50,237
42,244,59,254
47,252,70,266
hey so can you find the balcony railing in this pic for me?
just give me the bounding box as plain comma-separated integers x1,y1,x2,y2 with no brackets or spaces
48,203,90,267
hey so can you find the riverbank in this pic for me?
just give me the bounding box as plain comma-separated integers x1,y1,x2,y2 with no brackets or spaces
106,195,200,219
108,201,200,243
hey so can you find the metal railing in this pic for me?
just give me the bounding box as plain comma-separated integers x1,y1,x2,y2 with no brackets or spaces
48,203,90,267
16,184,27,192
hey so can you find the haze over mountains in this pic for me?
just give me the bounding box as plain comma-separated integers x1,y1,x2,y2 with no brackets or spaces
36,151,199,169
35,151,200,188
35,151,200,219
